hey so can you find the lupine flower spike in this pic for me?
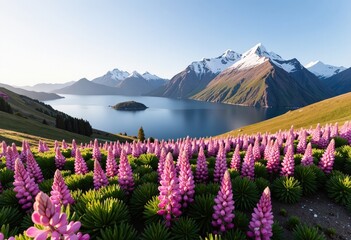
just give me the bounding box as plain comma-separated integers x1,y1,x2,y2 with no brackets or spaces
301,142,313,166
106,146,118,178
212,170,235,234
13,159,40,210
117,150,134,194
319,139,335,174
247,187,274,240
93,160,109,190
50,170,74,206
157,152,182,227
26,192,90,240
195,146,208,183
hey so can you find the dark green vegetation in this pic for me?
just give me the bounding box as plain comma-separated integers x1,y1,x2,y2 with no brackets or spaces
222,92,351,137
0,97,13,114
111,101,148,111
138,127,145,141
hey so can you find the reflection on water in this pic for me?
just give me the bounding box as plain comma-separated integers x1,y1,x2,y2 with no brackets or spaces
44,95,289,140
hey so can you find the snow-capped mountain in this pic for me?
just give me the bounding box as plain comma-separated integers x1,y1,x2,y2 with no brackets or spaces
152,50,241,98
91,68,130,87
193,43,331,107
305,61,346,79
229,43,302,73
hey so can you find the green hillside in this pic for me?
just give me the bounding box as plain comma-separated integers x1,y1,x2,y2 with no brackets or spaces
221,92,351,136
0,87,134,145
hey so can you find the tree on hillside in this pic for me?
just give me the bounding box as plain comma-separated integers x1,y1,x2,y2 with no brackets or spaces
0,97,13,114
138,127,145,141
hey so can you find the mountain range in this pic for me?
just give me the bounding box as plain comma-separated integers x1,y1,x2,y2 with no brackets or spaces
15,43,351,107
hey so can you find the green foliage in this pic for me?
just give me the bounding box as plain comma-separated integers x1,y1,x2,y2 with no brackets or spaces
309,165,327,189
0,168,14,188
0,207,23,229
279,208,288,217
64,172,93,191
134,165,154,177
63,158,75,172
195,183,220,196
272,221,284,240
326,174,351,205
272,177,302,204
207,157,216,168
255,177,270,194
19,214,33,232
333,137,349,148
233,211,249,233
99,184,127,202
39,178,54,194
170,217,200,240
97,222,138,240
294,154,303,166
130,182,159,218
140,222,171,240
139,171,158,184
334,151,346,172
254,162,268,179
294,165,317,196
222,229,246,240
293,224,326,240
199,233,222,240
80,198,130,237
143,196,163,225
35,153,56,179
0,189,20,208
0,224,18,239
286,216,300,230
228,169,240,179
138,127,145,141
324,227,336,237
188,194,215,235
60,170,72,177
232,176,259,211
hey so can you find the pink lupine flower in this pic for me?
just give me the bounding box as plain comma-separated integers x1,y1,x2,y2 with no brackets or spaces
62,140,68,149
318,126,330,149
212,170,235,234
280,145,295,177
11,143,19,161
253,138,261,160
50,170,74,206
213,143,227,183
330,122,339,138
38,140,46,153
157,147,168,180
0,141,7,158
93,160,109,190
230,144,241,171
26,150,44,183
157,152,182,227
71,139,77,157
266,140,281,174
55,147,66,170
26,192,89,240
301,142,313,166
263,140,272,161
178,150,195,208
13,159,40,210
247,187,274,240
74,149,89,175
92,139,101,161
241,144,255,180
117,150,134,194
19,140,28,162
311,124,321,145
5,146,15,171
106,146,118,178
195,146,208,183
319,139,335,174
296,130,307,154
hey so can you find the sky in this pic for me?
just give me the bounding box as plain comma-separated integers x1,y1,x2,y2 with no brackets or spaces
0,0,350,86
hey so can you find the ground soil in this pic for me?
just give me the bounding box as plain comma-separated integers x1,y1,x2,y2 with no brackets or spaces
272,192,351,240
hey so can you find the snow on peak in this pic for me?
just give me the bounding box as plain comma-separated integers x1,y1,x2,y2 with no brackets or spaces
109,68,130,81
189,50,241,75
129,71,143,78
230,43,298,73
142,72,162,80
305,61,346,78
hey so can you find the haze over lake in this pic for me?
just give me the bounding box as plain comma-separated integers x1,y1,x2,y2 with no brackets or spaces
45,95,288,140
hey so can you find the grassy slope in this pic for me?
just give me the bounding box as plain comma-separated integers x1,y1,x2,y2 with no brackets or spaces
0,111,134,146
221,92,351,137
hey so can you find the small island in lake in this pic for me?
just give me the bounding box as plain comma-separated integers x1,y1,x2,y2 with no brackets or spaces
111,101,148,111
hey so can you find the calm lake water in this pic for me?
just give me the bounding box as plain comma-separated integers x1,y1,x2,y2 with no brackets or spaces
44,95,288,140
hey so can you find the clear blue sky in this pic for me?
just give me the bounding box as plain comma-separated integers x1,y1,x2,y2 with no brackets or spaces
0,0,350,86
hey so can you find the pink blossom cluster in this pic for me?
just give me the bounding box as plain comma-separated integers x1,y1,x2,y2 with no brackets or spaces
213,143,227,183
55,147,66,170
93,160,109,190
26,192,89,240
26,150,44,183
212,170,235,233
117,150,134,194
280,145,295,177
230,144,241,172
241,144,255,180
195,146,208,183
247,187,274,239
106,146,118,178
74,149,89,175
301,142,313,166
92,139,101,161
50,170,74,206
178,150,195,208
157,152,182,227
319,139,335,174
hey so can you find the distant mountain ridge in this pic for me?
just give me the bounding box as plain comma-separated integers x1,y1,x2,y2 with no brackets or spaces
0,83,63,101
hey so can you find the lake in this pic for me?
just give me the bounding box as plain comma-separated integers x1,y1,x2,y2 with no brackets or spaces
44,95,288,140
